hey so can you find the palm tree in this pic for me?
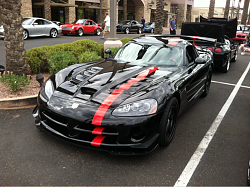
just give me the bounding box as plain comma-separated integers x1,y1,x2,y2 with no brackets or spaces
241,0,249,24
224,0,231,19
208,0,215,18
236,0,242,20
123,0,127,21
0,0,30,75
154,0,164,34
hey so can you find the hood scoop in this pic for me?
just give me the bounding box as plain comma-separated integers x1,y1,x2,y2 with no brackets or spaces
81,87,97,96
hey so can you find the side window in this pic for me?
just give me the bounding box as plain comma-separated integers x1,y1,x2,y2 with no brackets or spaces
186,45,197,64
87,21,92,25
92,22,96,25
34,19,44,25
44,20,52,25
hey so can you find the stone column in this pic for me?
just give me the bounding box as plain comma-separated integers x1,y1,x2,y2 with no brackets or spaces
0,0,30,75
123,0,127,21
186,5,192,22
21,0,33,18
177,4,187,27
101,0,110,23
44,0,51,21
65,0,76,24
135,6,144,22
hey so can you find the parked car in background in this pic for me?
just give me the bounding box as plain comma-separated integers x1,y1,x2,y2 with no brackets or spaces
116,20,143,34
52,21,64,27
182,16,238,73
231,24,250,43
61,19,102,36
144,22,155,33
33,35,215,155
0,17,62,40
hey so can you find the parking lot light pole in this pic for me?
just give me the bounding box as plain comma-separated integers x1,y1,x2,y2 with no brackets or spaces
104,0,122,50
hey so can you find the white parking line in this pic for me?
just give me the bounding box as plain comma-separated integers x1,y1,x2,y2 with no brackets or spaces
174,62,250,187
212,80,250,89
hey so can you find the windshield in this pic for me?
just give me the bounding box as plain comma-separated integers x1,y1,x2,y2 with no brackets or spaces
22,18,34,25
120,20,131,25
237,25,250,31
76,20,86,25
114,42,184,66
146,22,154,26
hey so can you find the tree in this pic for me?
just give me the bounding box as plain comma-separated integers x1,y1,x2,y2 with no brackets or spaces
224,0,230,19
236,0,242,20
208,0,215,18
241,0,250,24
154,0,164,34
0,0,30,75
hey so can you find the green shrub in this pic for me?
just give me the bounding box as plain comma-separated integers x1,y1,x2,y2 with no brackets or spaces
48,51,78,74
26,40,104,74
78,51,102,63
120,38,132,45
0,71,30,92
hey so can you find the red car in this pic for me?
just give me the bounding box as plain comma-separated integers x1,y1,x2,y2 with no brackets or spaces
231,24,250,43
62,19,102,36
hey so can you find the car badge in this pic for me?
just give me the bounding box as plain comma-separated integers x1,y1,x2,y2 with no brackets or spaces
72,103,79,109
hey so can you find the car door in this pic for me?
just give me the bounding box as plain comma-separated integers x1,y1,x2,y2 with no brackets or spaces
184,45,206,101
131,21,137,32
29,19,46,36
84,21,92,33
43,20,53,35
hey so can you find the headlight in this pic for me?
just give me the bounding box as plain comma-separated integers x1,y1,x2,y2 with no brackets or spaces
72,26,74,29
112,99,157,117
39,79,54,102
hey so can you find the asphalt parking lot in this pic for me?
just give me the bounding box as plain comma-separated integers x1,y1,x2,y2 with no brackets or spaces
0,34,249,186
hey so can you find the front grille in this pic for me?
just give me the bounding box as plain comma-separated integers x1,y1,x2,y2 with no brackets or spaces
41,110,118,144
63,27,71,30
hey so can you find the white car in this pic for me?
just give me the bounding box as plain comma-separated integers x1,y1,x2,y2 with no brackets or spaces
0,17,62,40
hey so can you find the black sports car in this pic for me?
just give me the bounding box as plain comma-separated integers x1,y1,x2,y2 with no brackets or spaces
116,20,143,34
181,16,238,73
33,35,215,155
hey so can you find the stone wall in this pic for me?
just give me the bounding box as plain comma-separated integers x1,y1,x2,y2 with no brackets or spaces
65,0,76,23
135,5,151,24
21,0,32,18
177,4,186,26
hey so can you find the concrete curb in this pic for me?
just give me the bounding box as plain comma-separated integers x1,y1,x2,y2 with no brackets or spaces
0,95,37,110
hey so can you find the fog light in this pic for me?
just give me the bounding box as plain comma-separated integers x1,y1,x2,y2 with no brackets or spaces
130,127,146,142
36,73,44,87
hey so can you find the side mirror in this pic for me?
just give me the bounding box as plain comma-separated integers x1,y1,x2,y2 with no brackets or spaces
195,57,206,64
105,49,112,58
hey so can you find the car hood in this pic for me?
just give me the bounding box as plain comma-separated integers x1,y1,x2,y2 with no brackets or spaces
181,22,225,42
49,60,181,110
63,24,81,27
200,16,237,38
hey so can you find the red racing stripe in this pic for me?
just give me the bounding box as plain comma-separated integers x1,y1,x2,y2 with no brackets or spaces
92,127,105,135
91,67,159,126
91,136,106,147
168,40,179,46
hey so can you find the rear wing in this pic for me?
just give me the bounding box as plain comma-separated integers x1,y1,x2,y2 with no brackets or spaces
146,34,217,46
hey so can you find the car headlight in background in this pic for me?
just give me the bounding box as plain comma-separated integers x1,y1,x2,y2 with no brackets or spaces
112,99,157,116
39,79,54,102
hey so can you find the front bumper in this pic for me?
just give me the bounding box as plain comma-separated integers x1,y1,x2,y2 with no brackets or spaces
62,29,76,35
33,101,161,155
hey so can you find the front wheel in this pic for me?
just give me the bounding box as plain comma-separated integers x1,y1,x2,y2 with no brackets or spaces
231,49,237,62
151,28,154,33
96,28,101,36
221,53,231,73
50,28,58,38
158,97,179,146
125,28,129,34
23,30,29,40
77,28,83,36
137,28,142,34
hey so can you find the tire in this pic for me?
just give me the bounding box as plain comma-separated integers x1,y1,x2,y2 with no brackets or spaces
50,28,58,38
96,28,101,36
231,49,237,62
201,68,212,97
137,27,142,34
125,28,129,34
77,28,83,36
151,29,154,33
23,30,29,40
221,53,231,73
158,97,179,146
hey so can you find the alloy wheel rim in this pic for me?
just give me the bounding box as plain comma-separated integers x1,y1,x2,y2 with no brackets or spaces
165,105,176,141
126,28,129,34
97,29,100,35
51,29,57,37
227,57,230,71
235,51,237,60
79,29,83,36
23,31,27,39
206,73,211,92
151,29,154,33
139,28,141,34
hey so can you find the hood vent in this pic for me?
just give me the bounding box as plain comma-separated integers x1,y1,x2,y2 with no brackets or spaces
81,87,97,96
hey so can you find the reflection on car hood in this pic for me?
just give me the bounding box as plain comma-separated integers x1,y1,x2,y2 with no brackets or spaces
51,60,180,109
62,24,81,27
